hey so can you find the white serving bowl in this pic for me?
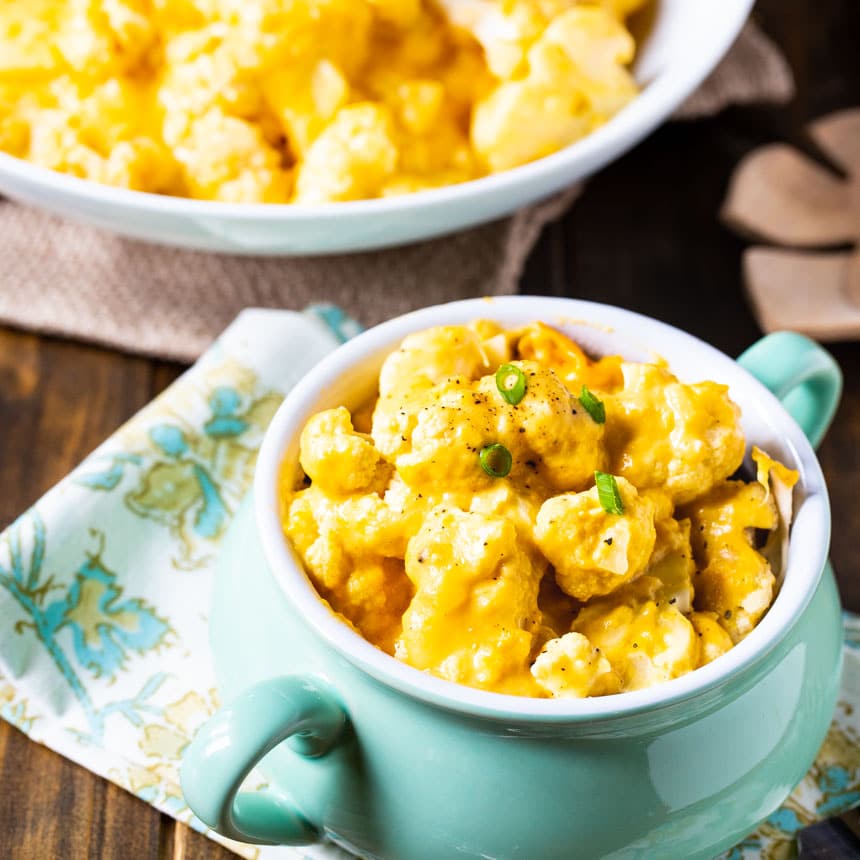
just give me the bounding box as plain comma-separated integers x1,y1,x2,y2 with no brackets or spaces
0,0,753,256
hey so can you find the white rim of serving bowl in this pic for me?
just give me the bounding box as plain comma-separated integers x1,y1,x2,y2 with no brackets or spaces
0,0,753,226
254,296,831,723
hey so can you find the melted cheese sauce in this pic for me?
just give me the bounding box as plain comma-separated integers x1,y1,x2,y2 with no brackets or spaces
0,0,646,202
282,321,798,698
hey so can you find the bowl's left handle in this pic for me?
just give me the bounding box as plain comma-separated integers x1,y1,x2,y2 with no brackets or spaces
180,675,347,845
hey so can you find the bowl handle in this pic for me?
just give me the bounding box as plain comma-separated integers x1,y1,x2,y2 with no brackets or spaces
180,675,347,845
737,331,842,449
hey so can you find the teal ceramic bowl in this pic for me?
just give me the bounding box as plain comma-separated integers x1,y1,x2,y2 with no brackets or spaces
182,298,844,859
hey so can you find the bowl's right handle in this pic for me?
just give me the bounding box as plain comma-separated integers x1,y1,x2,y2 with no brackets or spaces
737,332,843,449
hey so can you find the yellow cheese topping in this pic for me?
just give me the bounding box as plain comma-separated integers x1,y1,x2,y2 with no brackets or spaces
282,321,799,698
0,0,647,203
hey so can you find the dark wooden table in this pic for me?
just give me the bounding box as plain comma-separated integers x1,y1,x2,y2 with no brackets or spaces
1,1,858,856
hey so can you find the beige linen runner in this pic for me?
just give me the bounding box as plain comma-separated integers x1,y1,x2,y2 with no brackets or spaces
0,21,793,362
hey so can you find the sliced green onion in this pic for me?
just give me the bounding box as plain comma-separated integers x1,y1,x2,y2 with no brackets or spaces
495,364,527,405
595,471,624,514
579,386,605,424
480,443,513,478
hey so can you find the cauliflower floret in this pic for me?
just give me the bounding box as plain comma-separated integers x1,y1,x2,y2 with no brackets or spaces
536,477,656,601
475,360,607,491
644,516,696,614
27,111,178,192
57,0,156,78
390,360,605,496
293,103,399,203
174,108,292,202
444,0,576,80
531,631,620,698
24,77,179,193
366,66,480,196
0,1,63,78
682,480,778,643
384,109,478,195
299,407,391,497
262,59,349,157
158,30,265,147
472,77,590,174
209,0,372,77
286,489,347,591
25,108,101,180
286,481,422,572
690,611,734,666
572,575,700,691
535,7,637,118
378,323,510,401
372,323,512,459
604,363,745,505
516,322,623,392
390,379,508,493
388,79,446,136
332,556,414,655
396,507,544,696
285,488,413,654
101,138,181,191
471,7,636,172
469,482,546,549
335,492,425,559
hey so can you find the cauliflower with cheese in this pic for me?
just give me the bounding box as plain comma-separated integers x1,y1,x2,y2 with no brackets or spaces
388,360,606,496
604,362,746,505
0,0,648,201
282,320,799,699
535,477,656,601
531,631,620,698
294,103,399,203
572,575,700,691
299,406,391,496
285,486,417,654
397,506,544,696
682,480,777,643
470,7,638,172
372,321,514,460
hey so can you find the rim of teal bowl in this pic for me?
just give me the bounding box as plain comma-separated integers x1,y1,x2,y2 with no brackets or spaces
254,296,832,724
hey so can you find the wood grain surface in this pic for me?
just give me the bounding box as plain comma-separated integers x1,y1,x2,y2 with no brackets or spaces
1,0,859,856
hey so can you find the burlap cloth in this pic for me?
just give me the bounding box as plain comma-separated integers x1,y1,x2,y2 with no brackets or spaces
0,21,792,363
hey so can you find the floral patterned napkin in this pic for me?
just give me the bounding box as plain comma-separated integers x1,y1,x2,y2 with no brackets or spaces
0,307,857,860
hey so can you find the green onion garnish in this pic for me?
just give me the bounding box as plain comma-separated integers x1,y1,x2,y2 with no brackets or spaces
495,364,527,405
480,443,513,478
595,471,624,514
580,386,605,424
